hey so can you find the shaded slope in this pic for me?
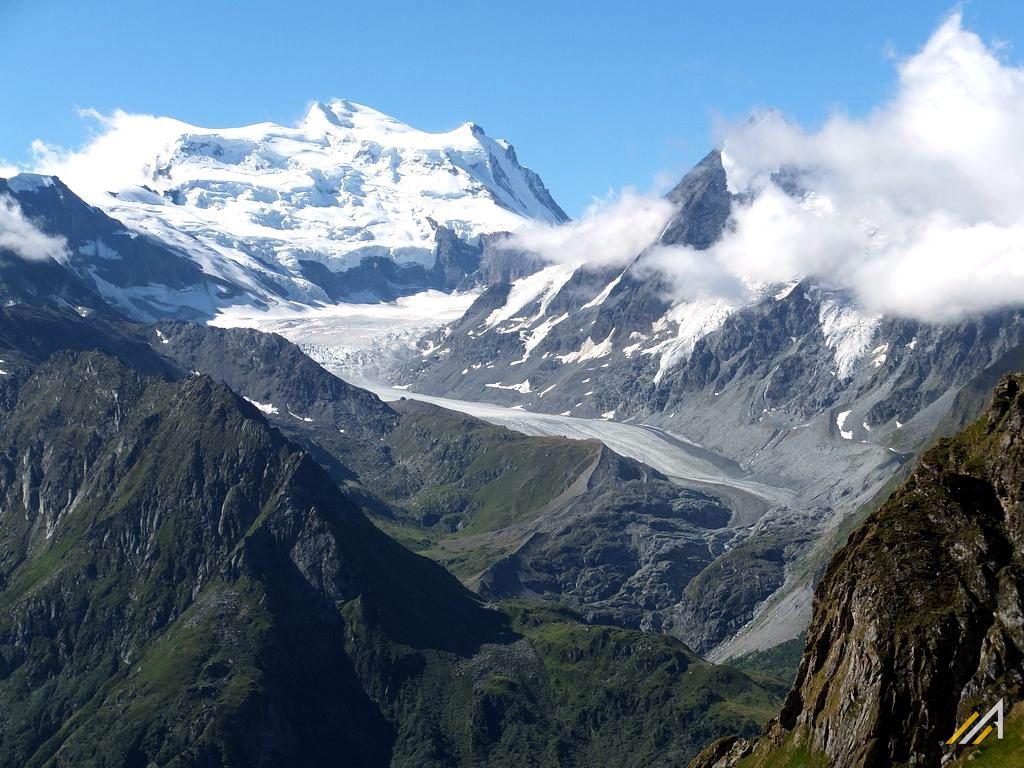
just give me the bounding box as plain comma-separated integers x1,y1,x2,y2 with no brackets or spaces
0,312,781,767
152,322,764,651
0,354,501,766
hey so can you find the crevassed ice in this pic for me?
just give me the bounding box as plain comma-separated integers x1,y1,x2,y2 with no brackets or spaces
818,295,881,379
51,99,567,303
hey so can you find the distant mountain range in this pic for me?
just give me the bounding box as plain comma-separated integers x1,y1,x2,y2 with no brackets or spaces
11,100,566,314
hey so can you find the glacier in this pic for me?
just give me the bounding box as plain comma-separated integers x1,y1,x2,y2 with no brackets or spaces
32,99,568,309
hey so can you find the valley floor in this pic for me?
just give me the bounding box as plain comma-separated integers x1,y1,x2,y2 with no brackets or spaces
210,290,813,660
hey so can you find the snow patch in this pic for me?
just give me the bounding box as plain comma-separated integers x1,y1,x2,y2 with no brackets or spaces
485,379,532,394
818,296,881,379
836,409,854,440
644,298,736,384
243,397,279,415
511,311,569,365
870,343,889,368
538,383,557,398
485,263,577,330
581,269,625,310
557,329,615,364
774,280,800,300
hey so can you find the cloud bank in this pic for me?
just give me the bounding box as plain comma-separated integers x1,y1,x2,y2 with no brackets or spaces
31,109,191,200
509,190,676,269
510,12,1024,323
0,195,68,262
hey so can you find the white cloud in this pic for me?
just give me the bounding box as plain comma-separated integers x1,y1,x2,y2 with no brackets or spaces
505,189,675,269
0,195,68,262
705,11,1024,322
31,109,190,199
509,12,1024,323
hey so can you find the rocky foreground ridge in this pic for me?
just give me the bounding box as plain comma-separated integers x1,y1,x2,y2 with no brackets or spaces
690,376,1024,767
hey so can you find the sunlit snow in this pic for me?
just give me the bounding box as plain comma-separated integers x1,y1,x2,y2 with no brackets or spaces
836,409,854,440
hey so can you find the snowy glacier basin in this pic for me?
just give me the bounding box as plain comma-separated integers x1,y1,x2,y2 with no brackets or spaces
209,289,480,378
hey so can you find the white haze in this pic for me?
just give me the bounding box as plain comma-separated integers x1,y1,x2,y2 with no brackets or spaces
508,12,1024,323
0,195,68,262
30,109,194,200
510,190,675,268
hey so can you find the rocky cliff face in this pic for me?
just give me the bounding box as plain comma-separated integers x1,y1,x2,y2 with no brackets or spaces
691,375,1024,767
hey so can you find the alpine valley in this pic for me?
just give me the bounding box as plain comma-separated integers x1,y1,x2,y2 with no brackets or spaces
1,96,1022,767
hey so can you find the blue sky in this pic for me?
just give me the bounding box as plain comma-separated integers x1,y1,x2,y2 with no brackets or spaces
3,0,1022,215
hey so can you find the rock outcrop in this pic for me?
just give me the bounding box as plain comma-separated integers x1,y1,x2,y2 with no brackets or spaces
691,375,1024,767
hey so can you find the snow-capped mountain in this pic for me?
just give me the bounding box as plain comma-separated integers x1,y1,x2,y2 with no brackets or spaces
397,149,1024,657
0,174,242,320
27,99,567,311
401,150,1023,472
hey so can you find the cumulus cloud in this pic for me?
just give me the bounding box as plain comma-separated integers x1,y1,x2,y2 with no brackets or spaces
0,195,68,262
510,12,1024,323
507,190,675,268
31,109,190,199
703,11,1024,321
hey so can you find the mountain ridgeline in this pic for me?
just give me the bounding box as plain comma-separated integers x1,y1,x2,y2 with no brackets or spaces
2,100,569,314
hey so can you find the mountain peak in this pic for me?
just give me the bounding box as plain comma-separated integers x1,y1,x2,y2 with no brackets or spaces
31,101,568,310
301,98,420,137
301,99,349,130
5,173,58,193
